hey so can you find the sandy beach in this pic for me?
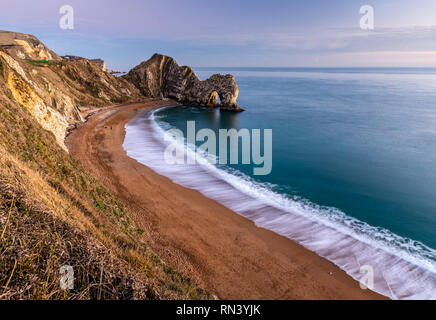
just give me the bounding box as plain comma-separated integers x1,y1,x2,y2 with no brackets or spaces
66,100,385,300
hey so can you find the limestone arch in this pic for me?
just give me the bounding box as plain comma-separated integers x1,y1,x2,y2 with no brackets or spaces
207,91,218,106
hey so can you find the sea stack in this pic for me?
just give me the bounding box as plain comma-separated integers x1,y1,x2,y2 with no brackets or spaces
124,53,242,111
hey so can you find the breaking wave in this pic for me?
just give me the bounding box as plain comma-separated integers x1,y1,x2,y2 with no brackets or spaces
123,107,436,300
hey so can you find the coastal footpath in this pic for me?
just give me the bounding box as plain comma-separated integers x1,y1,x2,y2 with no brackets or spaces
0,31,210,299
66,102,383,299
0,30,383,299
124,53,242,111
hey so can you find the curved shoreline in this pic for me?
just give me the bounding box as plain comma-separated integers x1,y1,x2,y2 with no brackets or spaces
66,100,384,299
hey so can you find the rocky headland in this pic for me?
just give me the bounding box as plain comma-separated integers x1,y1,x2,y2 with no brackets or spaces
0,31,242,151
0,30,382,301
0,31,144,149
124,53,242,111
0,30,61,61
62,55,107,72
0,31,211,299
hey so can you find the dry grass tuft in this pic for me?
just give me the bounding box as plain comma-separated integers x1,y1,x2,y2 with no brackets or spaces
0,71,209,300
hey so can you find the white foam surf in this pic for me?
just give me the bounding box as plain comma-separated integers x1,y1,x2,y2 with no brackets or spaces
123,107,436,300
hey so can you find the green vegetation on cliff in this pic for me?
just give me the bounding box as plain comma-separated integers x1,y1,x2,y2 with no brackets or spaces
0,37,208,300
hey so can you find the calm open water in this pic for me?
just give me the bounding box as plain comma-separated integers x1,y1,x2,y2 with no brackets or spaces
124,68,436,299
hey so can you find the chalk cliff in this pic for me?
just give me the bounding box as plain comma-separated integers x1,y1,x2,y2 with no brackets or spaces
0,32,243,152
124,54,241,111
0,32,142,149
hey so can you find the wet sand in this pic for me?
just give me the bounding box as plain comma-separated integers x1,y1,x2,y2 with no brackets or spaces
66,100,385,300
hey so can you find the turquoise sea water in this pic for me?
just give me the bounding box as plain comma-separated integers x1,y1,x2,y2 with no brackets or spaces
124,68,436,299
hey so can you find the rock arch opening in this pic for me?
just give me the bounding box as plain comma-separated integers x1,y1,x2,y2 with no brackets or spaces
207,91,218,106
207,90,224,106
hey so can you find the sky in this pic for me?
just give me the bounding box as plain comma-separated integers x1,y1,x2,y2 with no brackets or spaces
1,0,436,70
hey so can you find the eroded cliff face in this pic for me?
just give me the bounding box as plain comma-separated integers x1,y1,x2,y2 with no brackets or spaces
0,32,210,300
0,32,242,152
0,32,142,150
124,54,241,111
0,31,61,61
0,50,69,149
62,55,107,72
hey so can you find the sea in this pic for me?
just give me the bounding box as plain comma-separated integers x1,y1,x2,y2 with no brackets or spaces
123,67,436,299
